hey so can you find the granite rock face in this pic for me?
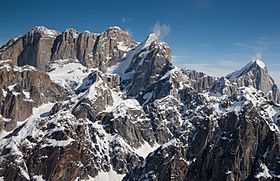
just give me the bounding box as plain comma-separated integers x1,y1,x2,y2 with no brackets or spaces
0,26,136,71
0,26,279,181
226,60,280,102
0,27,59,70
0,61,67,132
124,34,172,97
124,88,280,181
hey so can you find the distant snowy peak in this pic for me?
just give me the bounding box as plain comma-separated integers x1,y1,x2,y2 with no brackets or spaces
27,26,130,40
255,59,266,69
107,26,122,31
30,26,80,39
225,58,279,102
226,59,267,79
29,26,60,38
1,26,280,181
63,28,79,38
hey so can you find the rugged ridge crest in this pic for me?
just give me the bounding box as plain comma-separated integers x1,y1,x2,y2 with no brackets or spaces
0,26,279,181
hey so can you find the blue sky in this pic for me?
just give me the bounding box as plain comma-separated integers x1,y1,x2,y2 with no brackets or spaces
1,0,280,82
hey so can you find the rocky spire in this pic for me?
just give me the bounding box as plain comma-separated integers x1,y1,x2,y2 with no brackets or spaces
28,26,60,38
0,26,280,181
226,59,279,102
227,59,267,79
0,26,136,71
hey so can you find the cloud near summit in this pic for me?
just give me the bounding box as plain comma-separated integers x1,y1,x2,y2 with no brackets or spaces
151,22,171,40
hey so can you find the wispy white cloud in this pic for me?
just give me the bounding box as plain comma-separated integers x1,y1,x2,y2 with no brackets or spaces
270,64,280,67
177,63,234,77
151,22,171,40
234,35,280,56
172,55,191,62
121,17,133,23
251,52,262,60
234,42,267,52
233,39,270,66
192,0,213,9
201,43,213,47
269,71,280,86
218,60,242,67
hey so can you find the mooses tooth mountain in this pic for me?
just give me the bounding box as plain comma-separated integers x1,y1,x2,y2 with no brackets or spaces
0,26,279,181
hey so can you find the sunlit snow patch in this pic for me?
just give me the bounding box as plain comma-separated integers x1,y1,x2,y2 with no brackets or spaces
48,59,91,90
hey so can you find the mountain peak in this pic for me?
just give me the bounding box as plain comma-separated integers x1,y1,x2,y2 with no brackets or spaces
63,28,79,38
1,25,280,181
141,33,159,48
253,59,266,69
146,33,158,42
225,58,279,102
147,33,158,40
30,26,48,31
106,26,122,31
29,26,59,37
227,59,267,79
64,28,78,33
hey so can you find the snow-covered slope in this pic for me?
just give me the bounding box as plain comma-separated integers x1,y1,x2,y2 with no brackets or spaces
0,26,279,181
47,59,91,90
225,58,280,103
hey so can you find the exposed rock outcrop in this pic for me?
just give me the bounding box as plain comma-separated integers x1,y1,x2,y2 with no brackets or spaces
0,61,67,132
0,26,59,70
226,59,280,102
0,26,279,181
0,26,136,71
124,88,280,181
